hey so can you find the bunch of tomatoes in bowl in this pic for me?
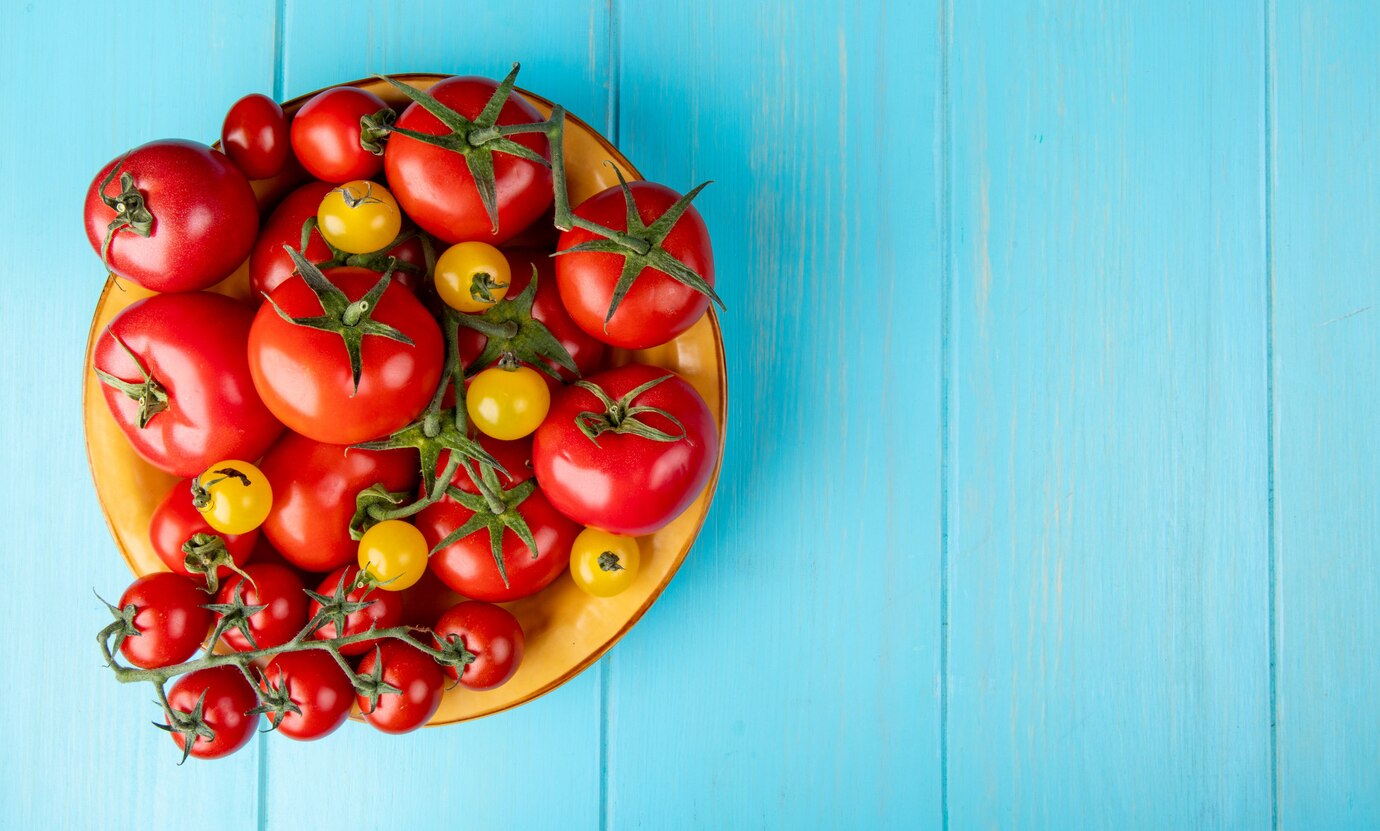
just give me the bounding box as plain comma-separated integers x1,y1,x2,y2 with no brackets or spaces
85,65,725,761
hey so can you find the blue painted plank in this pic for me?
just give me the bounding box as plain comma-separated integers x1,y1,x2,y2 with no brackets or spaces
946,2,1272,828
606,1,944,828
1272,2,1380,827
0,2,276,829
261,3,608,830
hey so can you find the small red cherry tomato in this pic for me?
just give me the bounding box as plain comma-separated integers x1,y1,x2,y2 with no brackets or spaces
290,86,390,183
221,93,290,179
308,566,404,656
355,641,444,734
165,666,259,760
214,564,308,652
433,601,525,690
259,650,355,741
115,572,212,670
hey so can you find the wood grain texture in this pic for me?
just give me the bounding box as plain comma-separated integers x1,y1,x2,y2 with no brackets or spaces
946,1,1272,827
1272,2,1380,827
605,1,945,827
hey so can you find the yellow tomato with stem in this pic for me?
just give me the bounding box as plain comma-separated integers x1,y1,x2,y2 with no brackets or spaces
569,528,641,597
317,180,402,254
192,460,272,535
466,365,550,440
357,520,428,592
435,241,511,312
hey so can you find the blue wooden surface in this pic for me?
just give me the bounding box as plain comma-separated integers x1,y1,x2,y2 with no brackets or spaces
2,1,1377,829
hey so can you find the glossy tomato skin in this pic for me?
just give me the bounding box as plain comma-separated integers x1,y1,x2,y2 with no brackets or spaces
290,87,387,182
167,667,259,760
215,564,308,651
248,268,443,445
222,93,290,179
84,140,259,292
259,431,418,572
556,182,715,349
260,650,354,740
434,601,525,690
94,292,284,478
384,76,551,244
355,641,444,734
309,566,405,656
116,573,212,669
149,478,258,581
457,250,606,389
533,364,718,535
416,478,578,602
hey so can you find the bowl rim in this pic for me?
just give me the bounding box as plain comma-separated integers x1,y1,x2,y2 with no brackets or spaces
82,73,728,725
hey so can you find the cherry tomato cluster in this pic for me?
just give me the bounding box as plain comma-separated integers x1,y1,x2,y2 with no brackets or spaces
88,64,722,760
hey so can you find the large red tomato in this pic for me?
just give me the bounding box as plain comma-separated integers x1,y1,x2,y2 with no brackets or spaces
457,249,606,388
248,267,443,445
533,364,718,535
383,75,551,244
149,478,258,587
290,87,390,183
555,181,716,349
84,140,259,292
248,181,428,300
93,292,283,477
259,430,419,572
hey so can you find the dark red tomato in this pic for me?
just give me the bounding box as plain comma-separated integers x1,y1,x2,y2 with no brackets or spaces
166,666,259,760
259,650,354,741
215,564,308,651
149,478,258,583
384,76,551,244
84,140,259,292
310,566,404,656
533,364,718,535
248,267,443,445
116,572,212,669
416,479,577,602
248,181,428,300
222,93,290,180
555,182,715,349
290,87,389,183
433,601,524,690
93,292,284,478
355,641,444,734
259,430,419,572
503,204,559,250
457,249,606,389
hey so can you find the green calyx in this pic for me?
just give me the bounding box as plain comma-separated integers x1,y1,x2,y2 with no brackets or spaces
359,108,397,155
265,247,415,395
573,374,686,446
247,668,303,731
179,533,253,595
352,406,504,515
554,165,724,327
598,551,625,572
354,646,403,714
453,265,578,381
378,64,550,234
96,155,154,274
470,271,508,303
153,689,215,765
429,465,540,590
93,330,168,429
202,582,268,650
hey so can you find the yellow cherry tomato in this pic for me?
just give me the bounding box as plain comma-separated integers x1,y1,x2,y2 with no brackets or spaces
569,528,641,597
435,241,511,312
466,365,550,440
193,460,272,535
357,520,428,592
316,180,402,254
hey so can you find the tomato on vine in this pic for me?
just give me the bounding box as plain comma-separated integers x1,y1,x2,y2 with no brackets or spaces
317,180,403,255
357,519,428,591
112,573,212,670
211,564,308,652
163,667,259,761
192,460,272,535
569,528,641,597
433,601,525,690
355,641,444,734
435,241,511,312
467,364,550,441
308,566,404,656
257,651,355,741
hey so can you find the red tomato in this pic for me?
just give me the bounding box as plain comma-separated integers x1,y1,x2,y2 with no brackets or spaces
533,364,718,535
149,478,258,585
84,140,259,292
222,93,290,179
166,666,259,760
457,249,606,388
555,181,715,349
415,475,577,602
259,650,354,741
116,573,211,670
355,641,444,734
93,292,283,478
441,434,534,495
309,566,405,656
434,601,524,690
384,75,551,244
247,267,443,445
214,564,308,651
259,431,419,572
248,181,428,300
290,87,390,182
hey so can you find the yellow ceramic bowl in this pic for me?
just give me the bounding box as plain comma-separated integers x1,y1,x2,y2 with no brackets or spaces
83,75,726,725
